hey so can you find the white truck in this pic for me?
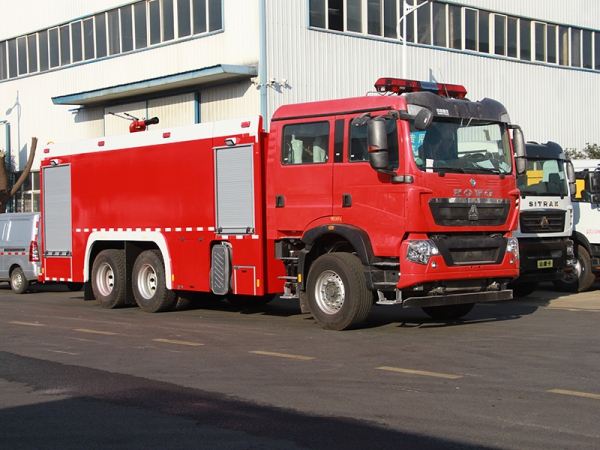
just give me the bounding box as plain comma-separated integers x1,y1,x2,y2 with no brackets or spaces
511,142,576,297
553,159,600,292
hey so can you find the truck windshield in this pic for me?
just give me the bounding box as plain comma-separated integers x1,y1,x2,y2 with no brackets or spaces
409,120,513,175
517,158,569,196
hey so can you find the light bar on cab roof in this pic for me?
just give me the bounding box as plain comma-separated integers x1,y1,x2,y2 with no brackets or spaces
374,77,467,99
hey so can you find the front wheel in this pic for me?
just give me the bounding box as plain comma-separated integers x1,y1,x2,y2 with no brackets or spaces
91,249,127,308
552,245,595,293
10,267,30,294
132,250,176,313
421,303,475,320
306,253,372,331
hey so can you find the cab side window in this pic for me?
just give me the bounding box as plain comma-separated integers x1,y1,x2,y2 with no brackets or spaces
349,118,399,169
281,122,330,165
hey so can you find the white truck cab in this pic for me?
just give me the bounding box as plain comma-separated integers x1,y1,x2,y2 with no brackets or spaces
555,160,600,291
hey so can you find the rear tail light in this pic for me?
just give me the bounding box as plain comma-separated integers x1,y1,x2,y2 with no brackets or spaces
30,241,40,262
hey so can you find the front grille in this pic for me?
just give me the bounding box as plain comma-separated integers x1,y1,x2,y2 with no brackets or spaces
433,235,506,266
429,198,510,227
520,211,565,233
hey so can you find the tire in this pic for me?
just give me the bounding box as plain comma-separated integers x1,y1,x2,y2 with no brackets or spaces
132,250,176,313
91,249,127,309
66,282,84,292
552,245,595,293
421,303,475,320
10,267,30,294
509,281,539,298
306,253,372,331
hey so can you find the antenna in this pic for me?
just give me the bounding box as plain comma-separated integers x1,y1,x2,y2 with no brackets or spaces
438,69,449,98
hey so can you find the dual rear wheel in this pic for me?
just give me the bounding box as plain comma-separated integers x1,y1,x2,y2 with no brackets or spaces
91,249,175,312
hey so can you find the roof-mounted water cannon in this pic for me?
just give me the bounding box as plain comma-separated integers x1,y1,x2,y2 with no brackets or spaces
108,111,160,133
129,117,159,133
374,77,467,99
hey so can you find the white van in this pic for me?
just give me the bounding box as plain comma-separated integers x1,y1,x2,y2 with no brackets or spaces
0,212,41,293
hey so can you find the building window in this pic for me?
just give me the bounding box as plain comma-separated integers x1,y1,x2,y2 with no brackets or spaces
547,24,557,64
0,0,224,79
27,35,38,72
95,13,108,58
571,28,581,67
347,0,362,33
384,0,398,39
368,0,381,36
465,9,477,51
83,18,95,60
559,26,569,66
432,2,446,47
17,37,28,76
534,22,546,62
595,32,600,71
308,1,599,72
60,25,71,65
0,41,7,80
494,15,506,55
582,29,593,69
71,22,83,63
121,5,134,53
520,19,531,61
448,4,461,50
13,172,40,213
38,31,49,71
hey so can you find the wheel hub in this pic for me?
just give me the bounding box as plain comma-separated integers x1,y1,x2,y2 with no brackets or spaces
137,264,157,300
96,263,115,296
315,271,345,314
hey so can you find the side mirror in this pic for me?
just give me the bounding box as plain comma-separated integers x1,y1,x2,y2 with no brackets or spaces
367,119,389,171
512,127,527,175
566,160,576,196
413,108,433,131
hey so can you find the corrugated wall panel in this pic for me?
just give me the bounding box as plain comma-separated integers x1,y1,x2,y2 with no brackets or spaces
201,81,260,123
149,93,197,128
265,1,600,151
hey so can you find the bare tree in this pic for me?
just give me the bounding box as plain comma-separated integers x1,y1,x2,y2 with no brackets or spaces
0,137,38,213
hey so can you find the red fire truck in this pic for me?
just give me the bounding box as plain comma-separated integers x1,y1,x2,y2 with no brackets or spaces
39,78,525,330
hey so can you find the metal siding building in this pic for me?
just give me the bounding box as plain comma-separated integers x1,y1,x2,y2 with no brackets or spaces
0,0,599,211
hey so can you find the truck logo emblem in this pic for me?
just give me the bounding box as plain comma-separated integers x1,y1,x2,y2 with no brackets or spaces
470,179,476,187
540,216,550,229
468,204,479,221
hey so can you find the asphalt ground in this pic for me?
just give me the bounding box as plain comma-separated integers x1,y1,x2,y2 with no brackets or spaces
1,281,599,449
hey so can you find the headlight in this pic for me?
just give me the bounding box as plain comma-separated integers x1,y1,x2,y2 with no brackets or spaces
566,244,574,256
406,240,440,265
506,237,519,261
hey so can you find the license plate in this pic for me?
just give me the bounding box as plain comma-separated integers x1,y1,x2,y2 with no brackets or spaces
537,259,553,269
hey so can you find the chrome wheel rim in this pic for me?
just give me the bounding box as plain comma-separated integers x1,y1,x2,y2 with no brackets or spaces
137,264,157,300
314,270,345,315
96,263,115,296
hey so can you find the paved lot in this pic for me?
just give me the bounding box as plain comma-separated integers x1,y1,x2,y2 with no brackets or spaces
1,281,599,449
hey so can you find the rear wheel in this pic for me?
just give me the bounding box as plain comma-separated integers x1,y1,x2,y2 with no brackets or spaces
553,245,595,293
10,267,29,294
91,249,127,309
306,253,372,331
132,250,176,313
421,303,475,320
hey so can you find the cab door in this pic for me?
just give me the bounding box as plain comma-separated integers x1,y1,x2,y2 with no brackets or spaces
270,120,334,234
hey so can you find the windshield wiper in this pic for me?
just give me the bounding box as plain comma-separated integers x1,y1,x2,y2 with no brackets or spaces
434,166,467,174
